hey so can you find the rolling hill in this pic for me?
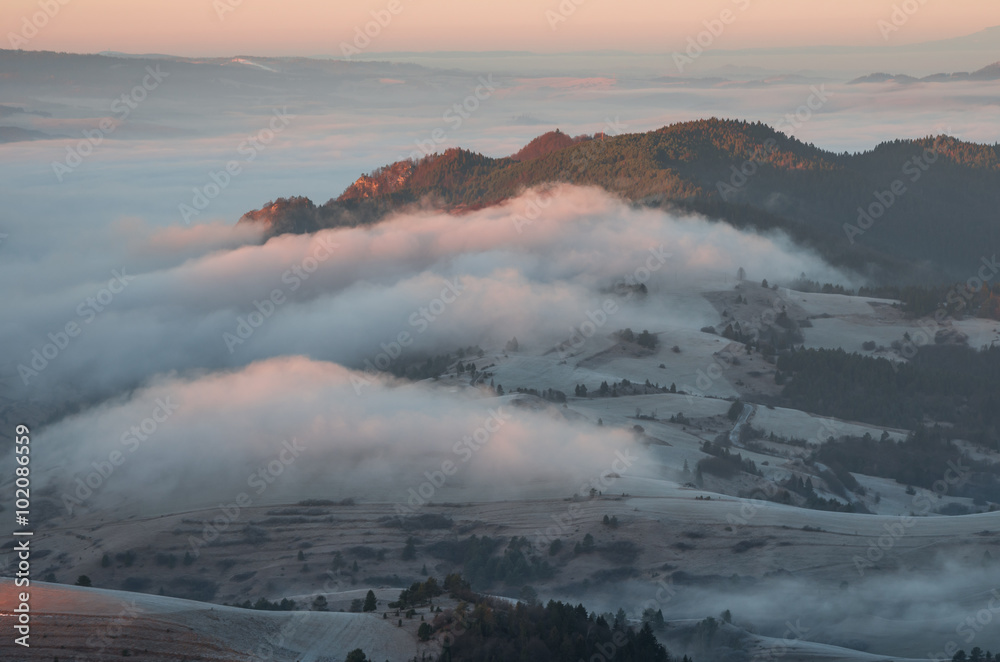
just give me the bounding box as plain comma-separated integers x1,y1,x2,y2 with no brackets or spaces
239,119,1000,283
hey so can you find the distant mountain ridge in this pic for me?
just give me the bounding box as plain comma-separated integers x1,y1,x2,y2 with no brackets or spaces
850,61,1000,84
239,119,1000,283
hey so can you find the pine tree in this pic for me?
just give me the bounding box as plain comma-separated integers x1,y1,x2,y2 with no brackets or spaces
363,589,377,612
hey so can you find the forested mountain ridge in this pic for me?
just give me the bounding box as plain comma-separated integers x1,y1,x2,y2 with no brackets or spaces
239,119,1000,282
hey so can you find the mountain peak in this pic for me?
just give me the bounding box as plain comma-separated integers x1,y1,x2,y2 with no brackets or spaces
510,129,585,162
339,160,414,202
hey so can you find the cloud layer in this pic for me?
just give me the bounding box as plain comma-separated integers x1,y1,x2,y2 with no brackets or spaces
5,185,850,415
34,355,641,517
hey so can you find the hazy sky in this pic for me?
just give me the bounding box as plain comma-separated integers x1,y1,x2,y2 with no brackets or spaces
4,0,998,56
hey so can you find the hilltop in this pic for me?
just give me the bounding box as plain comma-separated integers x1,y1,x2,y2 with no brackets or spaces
239,119,1000,283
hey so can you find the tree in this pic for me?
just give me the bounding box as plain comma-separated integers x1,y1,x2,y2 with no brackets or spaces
643,607,665,628
345,649,368,662
297,550,305,561
737,267,746,280
418,622,433,641
614,607,627,629
75,575,92,587
312,595,329,611
762,279,769,288
363,589,377,612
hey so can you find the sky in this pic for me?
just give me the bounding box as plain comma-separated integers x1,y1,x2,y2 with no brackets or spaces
4,0,999,57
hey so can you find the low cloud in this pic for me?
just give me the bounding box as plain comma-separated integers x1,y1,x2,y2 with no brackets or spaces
5,185,850,415
32,355,641,516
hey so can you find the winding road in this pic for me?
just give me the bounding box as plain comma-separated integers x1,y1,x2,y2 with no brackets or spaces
729,402,755,447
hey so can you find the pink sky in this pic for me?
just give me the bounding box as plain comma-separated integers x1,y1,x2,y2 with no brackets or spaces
3,0,998,56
